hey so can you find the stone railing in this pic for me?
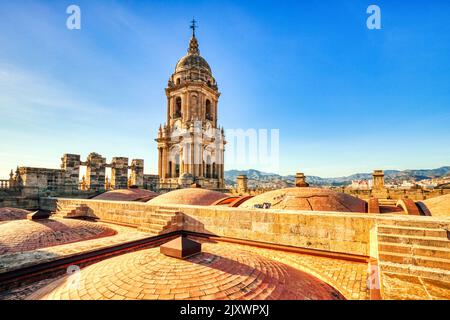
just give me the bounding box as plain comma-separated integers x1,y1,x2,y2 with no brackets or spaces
0,180,11,189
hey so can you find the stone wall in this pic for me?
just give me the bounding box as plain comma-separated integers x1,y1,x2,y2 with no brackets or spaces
1,196,40,210
41,198,450,259
130,160,144,188
344,188,450,201
111,157,129,189
19,168,64,188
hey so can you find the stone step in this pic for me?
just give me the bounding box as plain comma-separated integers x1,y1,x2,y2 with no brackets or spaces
378,234,450,249
414,246,450,260
149,218,171,226
136,227,159,235
379,252,450,271
379,242,450,259
140,222,165,231
378,225,448,238
378,220,449,230
155,210,178,216
379,261,450,282
156,207,180,212
149,213,176,220
379,242,411,255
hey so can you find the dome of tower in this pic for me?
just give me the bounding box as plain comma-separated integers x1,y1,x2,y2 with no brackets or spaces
147,188,227,206
175,54,212,74
174,35,212,75
238,187,367,213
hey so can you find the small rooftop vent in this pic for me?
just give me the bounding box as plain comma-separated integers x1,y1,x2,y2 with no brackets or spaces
160,236,202,259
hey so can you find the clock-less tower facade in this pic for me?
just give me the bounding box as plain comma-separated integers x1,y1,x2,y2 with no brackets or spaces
156,24,225,189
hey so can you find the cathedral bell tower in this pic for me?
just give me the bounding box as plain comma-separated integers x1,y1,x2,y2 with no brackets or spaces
156,20,225,189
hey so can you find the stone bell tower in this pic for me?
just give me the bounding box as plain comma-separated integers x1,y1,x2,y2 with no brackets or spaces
156,20,225,189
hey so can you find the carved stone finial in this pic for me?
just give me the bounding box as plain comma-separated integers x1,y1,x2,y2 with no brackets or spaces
188,35,200,55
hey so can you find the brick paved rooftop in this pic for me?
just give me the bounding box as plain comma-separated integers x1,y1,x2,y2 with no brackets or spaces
421,194,450,218
0,218,117,255
28,239,349,300
239,187,367,213
0,207,31,222
147,188,228,206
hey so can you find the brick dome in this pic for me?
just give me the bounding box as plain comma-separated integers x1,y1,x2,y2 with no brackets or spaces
239,187,367,213
420,194,450,217
0,207,30,222
0,219,116,255
29,241,345,300
93,189,158,202
147,188,228,206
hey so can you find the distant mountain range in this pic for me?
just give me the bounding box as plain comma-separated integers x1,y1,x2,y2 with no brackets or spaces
224,167,450,187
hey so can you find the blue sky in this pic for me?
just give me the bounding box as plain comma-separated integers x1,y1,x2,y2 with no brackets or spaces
0,0,449,178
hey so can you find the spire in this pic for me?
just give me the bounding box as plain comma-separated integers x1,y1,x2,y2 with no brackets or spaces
188,19,200,55
190,18,197,37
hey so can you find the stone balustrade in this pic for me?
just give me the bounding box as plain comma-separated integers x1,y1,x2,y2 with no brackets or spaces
0,180,10,189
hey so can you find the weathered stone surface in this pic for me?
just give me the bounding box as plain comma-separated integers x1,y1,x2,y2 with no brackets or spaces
111,157,129,189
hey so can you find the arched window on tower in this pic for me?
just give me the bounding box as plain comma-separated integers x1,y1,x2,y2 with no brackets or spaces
206,99,212,121
168,161,173,178
175,153,180,178
212,162,217,179
174,97,182,118
206,155,211,179
176,78,181,85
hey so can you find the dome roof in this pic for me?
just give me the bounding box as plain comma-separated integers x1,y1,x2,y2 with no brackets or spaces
147,188,227,206
29,241,345,300
93,189,158,202
0,207,30,222
238,187,367,213
174,35,212,75
175,54,211,74
420,194,450,217
0,219,116,255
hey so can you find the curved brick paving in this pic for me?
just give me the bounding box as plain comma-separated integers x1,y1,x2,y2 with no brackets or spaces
0,207,30,222
239,187,367,213
0,219,117,255
147,188,228,206
30,243,345,300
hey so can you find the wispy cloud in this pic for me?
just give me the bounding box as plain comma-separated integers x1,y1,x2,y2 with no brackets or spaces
0,63,110,127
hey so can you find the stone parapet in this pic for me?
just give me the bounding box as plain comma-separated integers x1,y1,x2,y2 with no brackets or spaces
41,197,448,258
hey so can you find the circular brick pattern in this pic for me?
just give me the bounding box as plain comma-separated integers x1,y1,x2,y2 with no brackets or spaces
0,219,117,255
0,208,30,222
239,187,367,213
32,243,345,300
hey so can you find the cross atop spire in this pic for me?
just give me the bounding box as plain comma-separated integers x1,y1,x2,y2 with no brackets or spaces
188,18,200,54
190,18,197,37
